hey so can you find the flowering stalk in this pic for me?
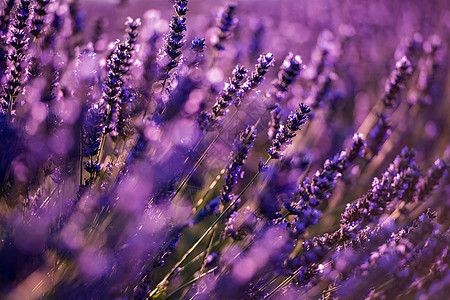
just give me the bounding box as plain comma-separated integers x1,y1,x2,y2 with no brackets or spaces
366,114,390,157
123,17,141,73
0,0,14,38
235,52,274,106
220,125,257,205
336,211,441,299
190,37,206,67
340,147,420,230
0,0,31,118
408,35,442,105
30,0,51,39
266,103,311,159
267,52,304,102
382,56,412,108
213,4,237,51
162,0,188,82
198,64,248,131
415,158,448,202
267,53,304,140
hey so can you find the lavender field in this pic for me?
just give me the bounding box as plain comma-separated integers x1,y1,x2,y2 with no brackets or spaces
0,0,449,299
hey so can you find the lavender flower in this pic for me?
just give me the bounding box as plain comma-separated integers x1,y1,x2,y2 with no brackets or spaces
123,17,141,72
235,53,274,106
268,102,282,140
268,52,304,102
0,0,14,37
213,4,237,51
30,0,50,38
336,211,440,299
0,0,31,115
199,64,248,131
0,1,448,299
221,125,257,205
283,133,366,236
367,114,390,156
223,205,257,240
409,35,442,105
415,158,448,202
340,147,420,231
191,37,206,54
382,56,412,108
308,73,333,109
266,103,311,159
82,104,105,158
164,0,188,74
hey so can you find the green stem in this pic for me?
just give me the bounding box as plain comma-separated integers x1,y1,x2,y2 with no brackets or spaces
165,267,218,300
148,158,272,298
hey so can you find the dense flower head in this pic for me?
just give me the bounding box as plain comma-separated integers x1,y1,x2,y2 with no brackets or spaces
269,52,304,101
164,0,189,73
221,125,257,205
382,56,412,107
267,103,311,159
240,53,274,92
82,105,105,157
199,64,248,131
191,37,206,54
30,0,50,38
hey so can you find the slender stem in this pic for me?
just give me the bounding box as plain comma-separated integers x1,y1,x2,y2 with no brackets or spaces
96,105,112,163
165,267,218,300
251,275,280,299
199,229,216,275
79,137,83,187
264,266,303,299
148,158,272,298
171,105,266,203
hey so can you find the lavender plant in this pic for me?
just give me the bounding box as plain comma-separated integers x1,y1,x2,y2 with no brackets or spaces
0,0,449,299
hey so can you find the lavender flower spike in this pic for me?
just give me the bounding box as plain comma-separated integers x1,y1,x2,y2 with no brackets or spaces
382,56,412,107
213,4,237,51
199,64,248,131
0,0,31,115
267,103,311,159
415,158,449,202
221,125,257,205
30,0,51,38
191,37,206,54
164,0,189,74
268,52,304,101
235,53,274,106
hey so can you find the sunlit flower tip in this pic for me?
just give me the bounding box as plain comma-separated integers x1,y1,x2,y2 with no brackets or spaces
125,16,141,29
382,55,412,107
174,0,189,16
271,53,304,97
259,52,274,68
232,64,248,82
243,53,274,91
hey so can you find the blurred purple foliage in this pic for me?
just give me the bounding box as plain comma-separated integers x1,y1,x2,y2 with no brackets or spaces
0,0,449,299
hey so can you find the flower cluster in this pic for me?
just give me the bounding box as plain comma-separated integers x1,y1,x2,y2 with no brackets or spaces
164,0,189,74
266,103,311,159
213,4,237,51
